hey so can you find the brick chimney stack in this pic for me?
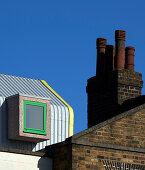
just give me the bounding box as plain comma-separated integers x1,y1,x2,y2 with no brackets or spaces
86,30,143,128
105,45,115,72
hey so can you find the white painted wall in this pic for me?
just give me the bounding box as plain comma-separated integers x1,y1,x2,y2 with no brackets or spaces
0,152,52,170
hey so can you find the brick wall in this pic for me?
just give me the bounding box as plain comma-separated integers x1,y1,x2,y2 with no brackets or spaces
72,144,145,169
47,94,145,169
87,69,143,127
49,144,72,170
75,107,145,150
50,142,145,170
114,69,143,104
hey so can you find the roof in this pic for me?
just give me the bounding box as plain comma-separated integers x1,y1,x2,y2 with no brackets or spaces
0,73,73,136
46,98,145,154
0,74,58,98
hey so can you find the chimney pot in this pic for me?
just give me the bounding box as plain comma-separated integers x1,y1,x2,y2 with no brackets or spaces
96,38,107,74
96,38,107,48
125,46,135,71
115,30,126,69
115,30,126,40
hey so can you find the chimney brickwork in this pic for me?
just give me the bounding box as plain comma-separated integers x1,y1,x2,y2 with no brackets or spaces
87,30,143,128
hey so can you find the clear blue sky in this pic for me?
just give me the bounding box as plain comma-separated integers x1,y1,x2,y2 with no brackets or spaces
0,1,145,134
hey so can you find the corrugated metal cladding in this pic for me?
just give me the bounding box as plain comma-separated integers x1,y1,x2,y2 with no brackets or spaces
0,74,70,152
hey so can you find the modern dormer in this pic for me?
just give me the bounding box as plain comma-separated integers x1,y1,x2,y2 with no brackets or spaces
0,74,73,152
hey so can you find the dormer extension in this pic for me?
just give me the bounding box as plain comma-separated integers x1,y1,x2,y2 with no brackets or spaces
0,74,73,152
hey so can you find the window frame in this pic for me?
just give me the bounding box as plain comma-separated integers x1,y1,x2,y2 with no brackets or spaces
23,100,47,135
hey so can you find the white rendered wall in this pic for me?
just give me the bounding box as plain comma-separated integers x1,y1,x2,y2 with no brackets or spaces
0,152,52,170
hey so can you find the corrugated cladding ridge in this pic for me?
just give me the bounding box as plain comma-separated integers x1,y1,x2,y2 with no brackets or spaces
0,74,71,152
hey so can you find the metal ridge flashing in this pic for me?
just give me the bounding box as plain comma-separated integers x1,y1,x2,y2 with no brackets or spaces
40,80,74,136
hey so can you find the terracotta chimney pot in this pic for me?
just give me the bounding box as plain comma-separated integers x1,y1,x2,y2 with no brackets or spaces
125,46,135,71
115,30,126,69
96,38,107,74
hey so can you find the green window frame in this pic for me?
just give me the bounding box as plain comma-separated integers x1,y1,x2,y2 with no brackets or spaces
23,100,47,135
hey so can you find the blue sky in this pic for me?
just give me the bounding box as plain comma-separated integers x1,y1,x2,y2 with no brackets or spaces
0,1,145,134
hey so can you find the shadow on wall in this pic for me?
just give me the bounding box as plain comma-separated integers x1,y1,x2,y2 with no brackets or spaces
38,156,53,170
0,97,37,150
121,95,145,112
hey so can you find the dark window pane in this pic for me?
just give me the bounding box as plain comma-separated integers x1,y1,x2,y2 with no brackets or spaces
26,104,44,130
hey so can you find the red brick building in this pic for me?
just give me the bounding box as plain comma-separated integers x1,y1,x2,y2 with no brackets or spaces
46,30,145,169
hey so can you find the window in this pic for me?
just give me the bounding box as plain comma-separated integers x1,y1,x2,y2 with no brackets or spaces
23,100,47,135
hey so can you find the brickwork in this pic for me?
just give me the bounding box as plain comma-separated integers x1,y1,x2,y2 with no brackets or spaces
87,69,143,127
72,145,145,169
75,108,145,149
72,144,104,170
48,103,145,169
114,69,143,104
49,144,72,170
50,142,145,170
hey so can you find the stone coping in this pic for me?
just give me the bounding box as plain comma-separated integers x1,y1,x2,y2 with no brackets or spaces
71,141,145,154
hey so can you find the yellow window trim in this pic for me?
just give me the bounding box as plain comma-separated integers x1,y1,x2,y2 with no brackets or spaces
40,80,74,136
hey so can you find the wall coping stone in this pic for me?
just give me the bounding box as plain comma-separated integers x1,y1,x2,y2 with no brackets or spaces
71,140,145,154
